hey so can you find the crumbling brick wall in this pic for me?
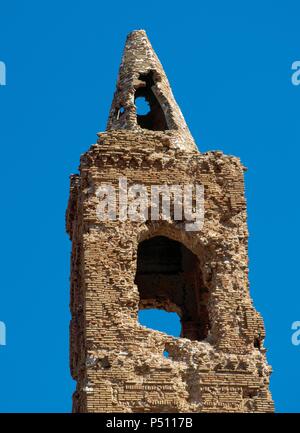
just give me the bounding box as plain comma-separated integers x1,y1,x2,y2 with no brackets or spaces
66,30,274,413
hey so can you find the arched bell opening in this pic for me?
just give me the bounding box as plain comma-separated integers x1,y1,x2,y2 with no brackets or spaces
135,235,210,341
134,71,168,131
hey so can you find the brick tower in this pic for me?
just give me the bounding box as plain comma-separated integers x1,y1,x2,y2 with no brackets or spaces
66,30,274,412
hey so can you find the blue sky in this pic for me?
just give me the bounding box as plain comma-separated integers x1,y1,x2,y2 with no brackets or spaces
0,0,299,412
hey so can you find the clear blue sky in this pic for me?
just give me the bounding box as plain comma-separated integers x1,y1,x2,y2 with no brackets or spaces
0,0,299,413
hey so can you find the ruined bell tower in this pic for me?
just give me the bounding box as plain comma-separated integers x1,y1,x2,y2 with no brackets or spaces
66,30,274,412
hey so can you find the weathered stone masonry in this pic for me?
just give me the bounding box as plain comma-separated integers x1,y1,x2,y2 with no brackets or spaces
66,30,274,412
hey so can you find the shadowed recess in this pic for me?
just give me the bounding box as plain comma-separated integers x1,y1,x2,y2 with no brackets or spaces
135,235,210,341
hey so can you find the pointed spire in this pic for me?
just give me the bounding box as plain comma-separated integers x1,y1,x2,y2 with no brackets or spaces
106,30,197,151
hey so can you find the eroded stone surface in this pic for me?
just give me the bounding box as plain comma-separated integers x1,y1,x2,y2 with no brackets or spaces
66,30,274,413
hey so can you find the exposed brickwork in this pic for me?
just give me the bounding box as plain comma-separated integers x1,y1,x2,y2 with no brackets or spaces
66,30,274,413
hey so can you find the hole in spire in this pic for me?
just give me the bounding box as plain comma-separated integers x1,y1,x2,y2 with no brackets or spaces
134,71,168,131
116,106,125,120
135,97,150,115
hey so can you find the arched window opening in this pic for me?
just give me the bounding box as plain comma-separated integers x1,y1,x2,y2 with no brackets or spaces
134,71,168,131
135,236,210,341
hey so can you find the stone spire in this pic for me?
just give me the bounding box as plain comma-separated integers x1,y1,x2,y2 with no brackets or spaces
106,30,197,152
